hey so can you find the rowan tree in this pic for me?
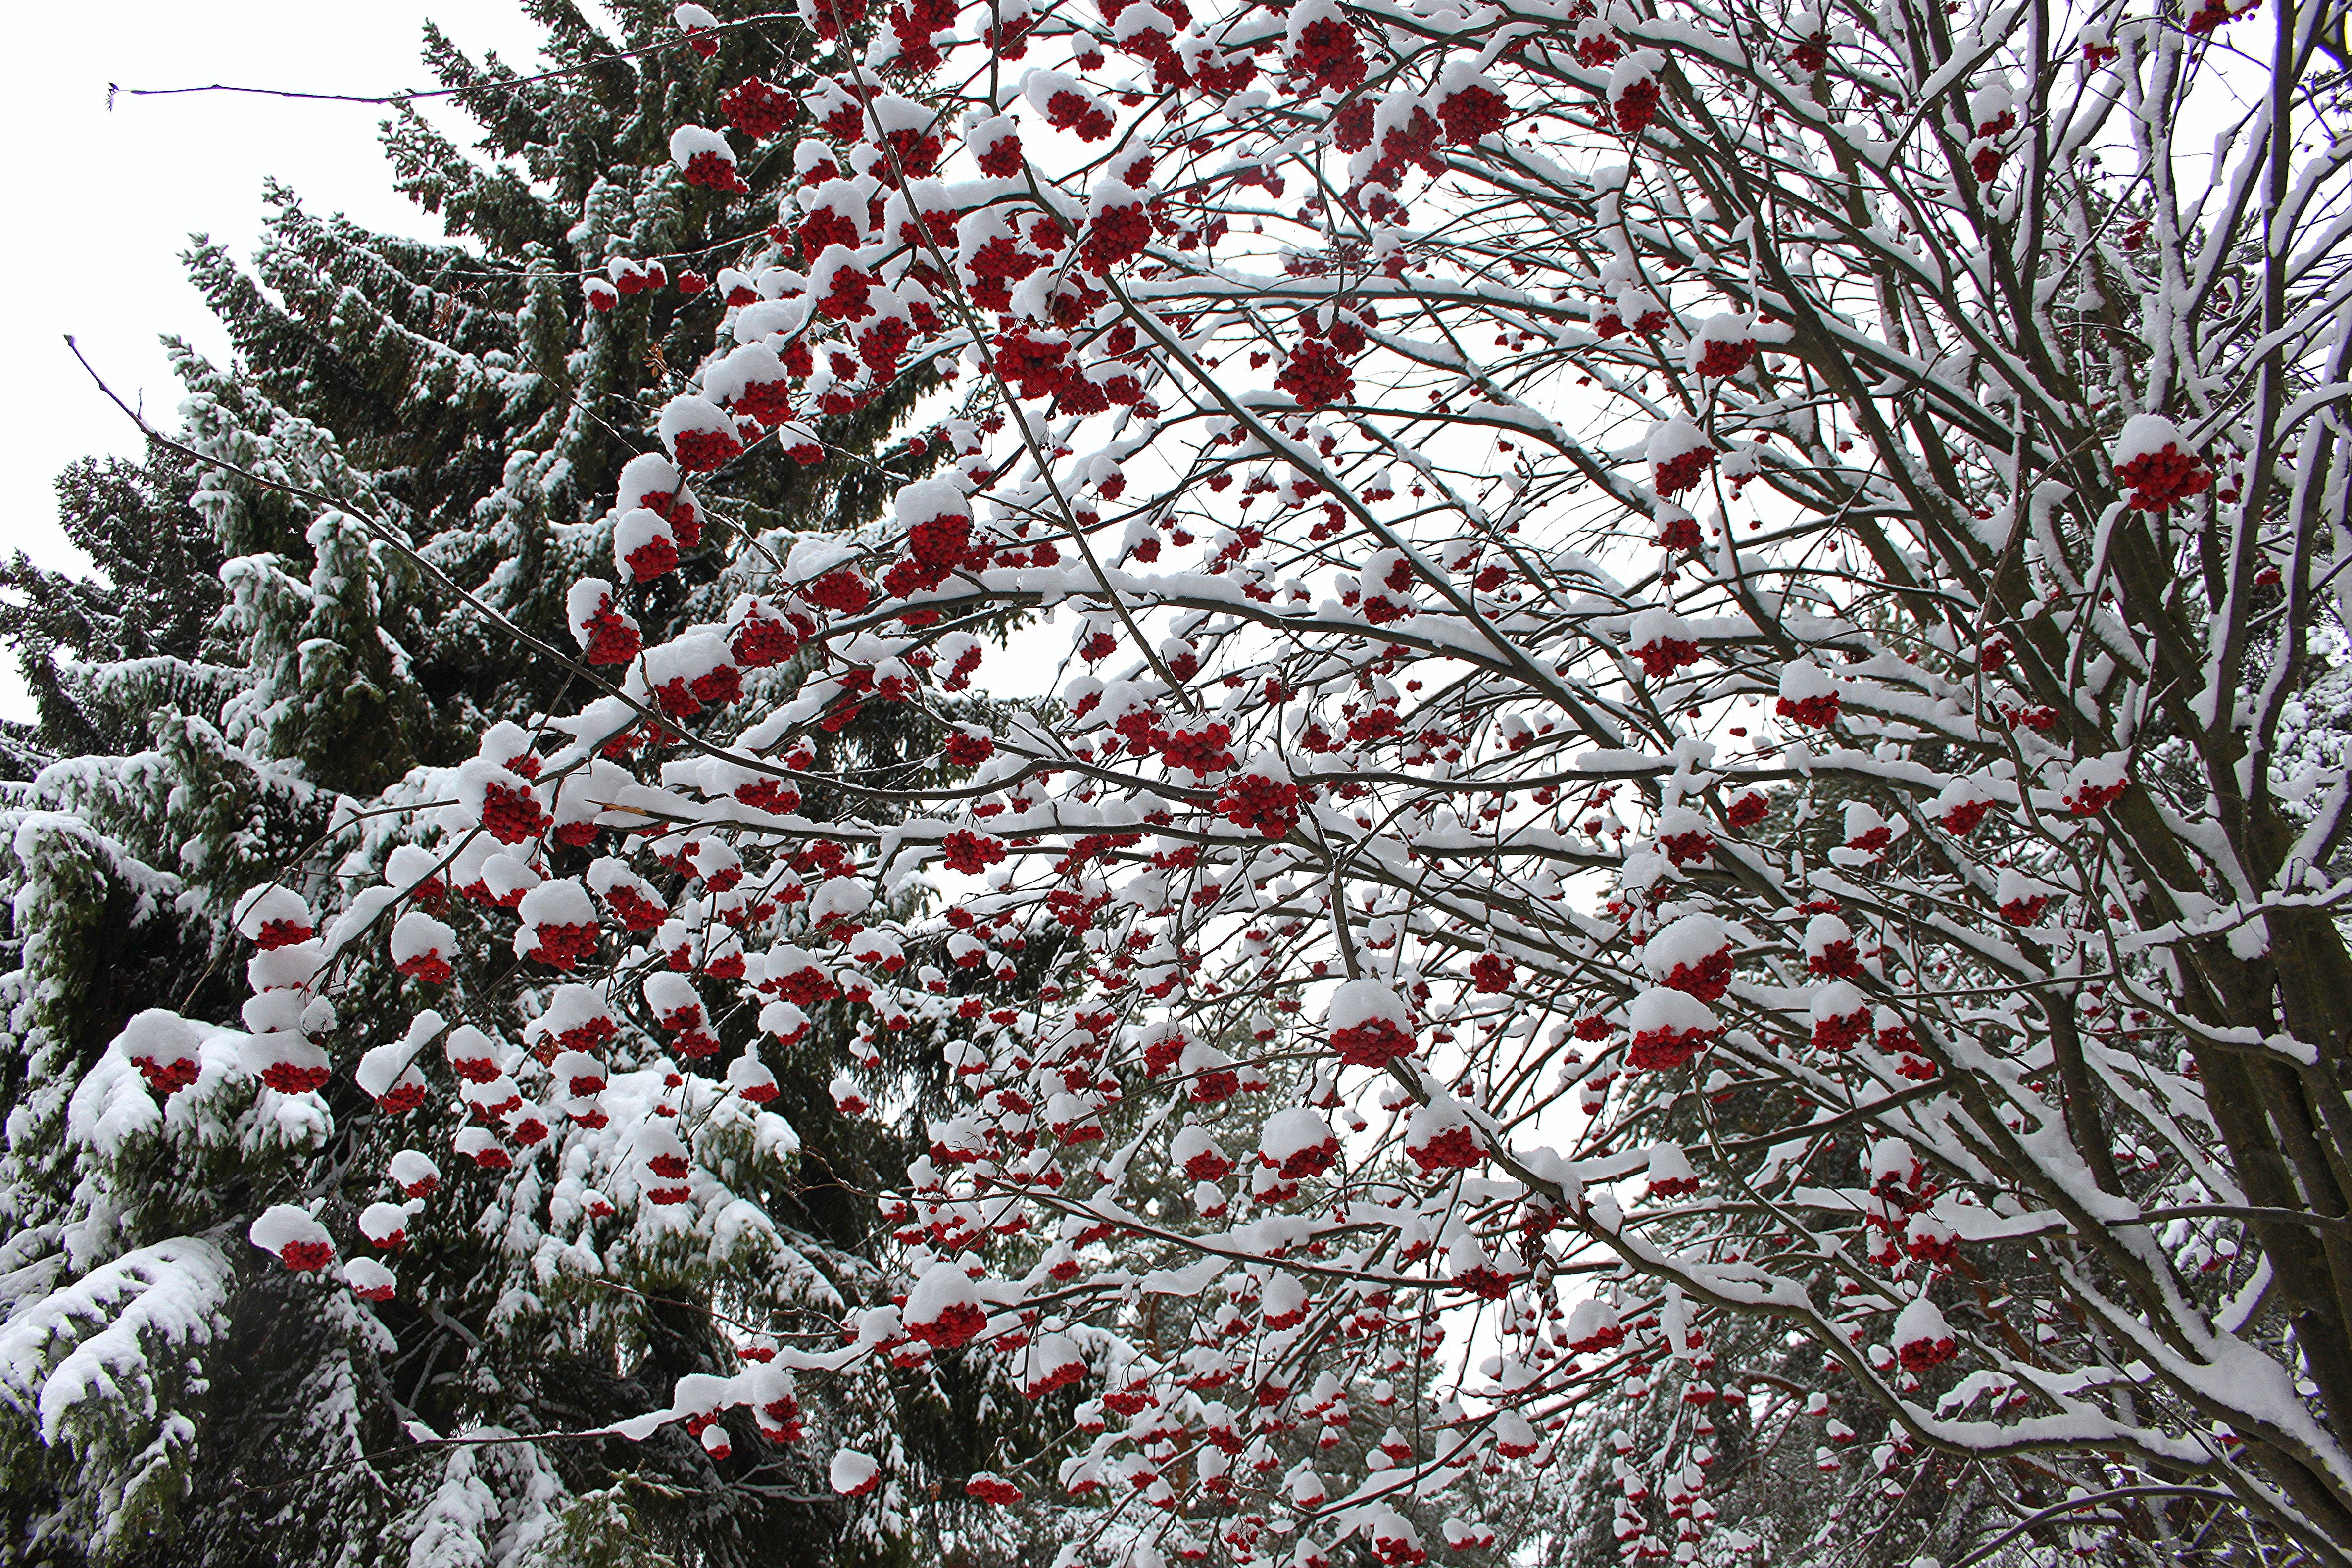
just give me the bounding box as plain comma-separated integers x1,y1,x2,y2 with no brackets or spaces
24,0,2352,1564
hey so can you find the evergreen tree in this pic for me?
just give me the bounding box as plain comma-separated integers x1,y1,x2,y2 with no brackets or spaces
0,3,1043,1564
0,455,224,769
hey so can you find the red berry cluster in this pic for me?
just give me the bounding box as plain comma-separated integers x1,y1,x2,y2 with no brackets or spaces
735,779,800,813
1332,99,1377,153
1044,90,1115,142
1373,108,1446,187
1632,634,1701,677
1807,936,1861,978
625,535,680,584
799,209,863,262
1659,826,1715,865
719,77,795,139
1438,83,1509,144
1275,338,1354,409
977,131,1024,177
656,669,728,721
1193,50,1258,95
882,127,944,178
1694,336,1756,379
1653,448,1715,499
859,315,914,377
2185,0,2257,29
397,950,454,985
1082,203,1153,272
280,1240,336,1272
254,917,315,949
670,428,744,474
1291,17,1367,91
600,884,667,932
1217,773,1302,838
735,375,795,426
909,1300,989,1349
1848,822,1893,853
942,642,984,689
1331,1017,1416,1069
529,922,600,970
1613,78,1661,133
1661,949,1732,1002
682,150,748,194
1160,723,1236,778
906,511,972,568
1999,892,2049,925
941,830,1009,873
131,1054,201,1096
578,593,643,665
1628,1026,1707,1072
612,260,667,296
882,557,950,598
1938,797,1991,835
889,0,957,70
760,1388,805,1443
557,1024,617,1064
2116,443,2211,510
1408,1125,1483,1173
1655,515,1704,553
815,260,879,322
260,1059,333,1095
1775,691,1841,728
654,500,701,549
731,614,798,668
482,780,552,844
802,570,871,613
1271,1134,1339,1182
990,328,1074,400
693,661,743,707
2066,777,2126,816
1812,1005,1869,1052
1468,953,1515,993
806,0,866,39
964,234,1045,311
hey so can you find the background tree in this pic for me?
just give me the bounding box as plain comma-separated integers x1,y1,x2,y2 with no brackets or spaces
0,2,1061,1565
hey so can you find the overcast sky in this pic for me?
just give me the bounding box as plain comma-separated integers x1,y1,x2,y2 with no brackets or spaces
0,0,551,710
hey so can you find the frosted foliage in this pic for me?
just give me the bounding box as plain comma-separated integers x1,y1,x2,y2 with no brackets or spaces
0,2,950,1561
0,1240,231,1551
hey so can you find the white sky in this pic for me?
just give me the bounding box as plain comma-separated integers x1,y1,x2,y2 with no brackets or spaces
0,0,549,715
